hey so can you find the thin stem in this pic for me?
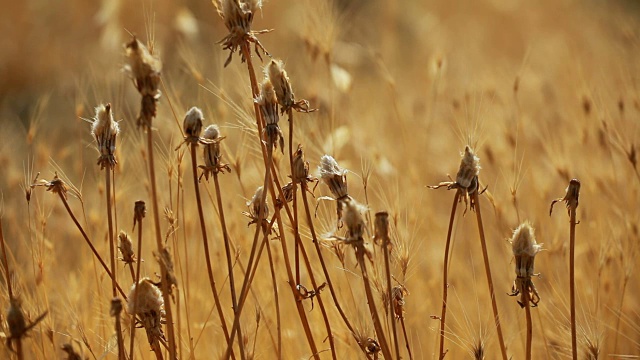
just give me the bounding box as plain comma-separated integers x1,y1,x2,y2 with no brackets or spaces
439,193,459,359
569,206,577,360
289,110,301,285
381,230,400,359
473,191,508,360
400,316,413,360
525,291,532,360
260,222,282,360
106,166,118,298
115,306,126,360
57,192,126,299
16,338,23,360
146,128,178,360
300,190,355,334
356,247,392,360
129,211,145,360
613,275,629,354
189,143,237,359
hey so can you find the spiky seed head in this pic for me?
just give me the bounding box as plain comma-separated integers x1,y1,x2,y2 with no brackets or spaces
183,107,204,138
456,145,481,189
118,231,135,264
267,59,295,110
124,37,162,97
202,124,222,169
511,222,542,278
319,155,349,199
248,186,269,221
91,103,120,160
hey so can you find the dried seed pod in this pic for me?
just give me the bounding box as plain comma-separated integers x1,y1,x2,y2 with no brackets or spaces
200,124,231,178
219,0,261,35
124,37,162,97
291,145,309,183
550,178,581,216
509,222,542,307
155,247,178,297
456,145,481,189
118,231,135,265
257,79,284,152
391,284,409,320
133,200,146,230
91,103,119,169
243,186,269,226
127,278,165,344
342,198,367,242
183,106,204,139
319,155,349,200
110,297,123,317
267,59,295,110
374,211,390,247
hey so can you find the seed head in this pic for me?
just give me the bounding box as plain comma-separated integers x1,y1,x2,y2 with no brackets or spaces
91,103,119,168
219,0,262,34
127,278,165,344
456,145,481,189
391,284,409,320
243,186,269,226
511,222,542,278
550,178,581,216
291,145,309,183
257,79,284,152
203,124,222,168
267,59,295,110
319,155,349,199
118,231,135,265
183,106,204,139
124,37,162,97
110,297,123,317
373,211,390,247
133,200,146,230
342,198,367,242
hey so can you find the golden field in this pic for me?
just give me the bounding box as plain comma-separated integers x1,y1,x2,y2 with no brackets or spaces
0,0,639,359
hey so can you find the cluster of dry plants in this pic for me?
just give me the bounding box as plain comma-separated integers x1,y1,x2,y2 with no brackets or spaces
1,0,639,359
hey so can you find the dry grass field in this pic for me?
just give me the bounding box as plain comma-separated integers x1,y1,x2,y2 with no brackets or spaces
0,0,639,359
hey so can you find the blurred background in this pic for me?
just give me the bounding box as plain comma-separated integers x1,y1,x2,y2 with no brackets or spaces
0,0,639,358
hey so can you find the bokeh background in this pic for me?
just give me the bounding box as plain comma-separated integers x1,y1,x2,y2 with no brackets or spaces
1,0,639,358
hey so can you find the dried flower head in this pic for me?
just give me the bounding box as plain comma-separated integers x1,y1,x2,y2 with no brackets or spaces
509,222,542,308
133,200,146,230
215,0,271,67
118,231,135,265
110,297,123,317
31,173,69,200
373,211,390,248
291,145,316,187
267,59,295,110
124,37,162,128
550,178,581,216
257,79,284,152
91,103,119,169
154,247,177,299
199,124,231,180
127,278,165,344
242,186,269,227
183,106,204,140
342,198,367,243
391,284,409,320
428,145,482,213
319,155,349,199
364,337,381,355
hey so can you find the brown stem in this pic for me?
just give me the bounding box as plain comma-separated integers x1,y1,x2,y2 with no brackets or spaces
189,143,237,359
129,208,144,360
379,218,400,359
258,221,282,359
115,305,126,360
525,291,532,360
400,316,413,360
106,166,118,298
473,191,508,360
356,246,392,360
16,337,23,360
146,128,177,359
439,193,459,359
569,206,577,360
300,189,355,335
57,192,126,299
151,340,165,360
288,109,301,285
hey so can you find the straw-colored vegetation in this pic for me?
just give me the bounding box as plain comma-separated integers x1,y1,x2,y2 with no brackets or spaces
0,0,639,359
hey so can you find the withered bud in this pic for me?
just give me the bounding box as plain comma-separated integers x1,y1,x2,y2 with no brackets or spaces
203,124,222,168
133,200,146,230
183,106,204,139
118,231,135,264
456,145,481,189
342,198,367,241
124,37,162,97
91,103,119,168
511,222,542,278
364,337,381,355
292,146,309,183
220,0,262,34
247,186,269,222
110,297,123,317
374,211,390,247
319,155,349,199
267,59,295,110
550,178,581,216
392,285,409,320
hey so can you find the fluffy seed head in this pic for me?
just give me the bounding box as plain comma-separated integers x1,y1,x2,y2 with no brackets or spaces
342,198,367,241
247,186,269,221
124,37,162,97
127,278,164,317
456,145,481,188
91,103,119,167
183,107,204,138
203,124,222,169
267,59,295,110
118,231,135,264
319,155,349,199
511,222,542,278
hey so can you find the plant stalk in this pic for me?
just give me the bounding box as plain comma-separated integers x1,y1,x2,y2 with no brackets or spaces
438,192,459,359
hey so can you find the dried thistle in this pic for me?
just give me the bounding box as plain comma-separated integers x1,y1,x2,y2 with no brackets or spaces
215,0,271,67
256,79,284,153
392,284,409,320
199,124,231,180
117,231,135,265
31,173,68,199
91,103,119,169
266,59,314,113
183,106,204,140
127,278,165,346
133,200,146,231
429,145,482,213
291,145,317,187
509,222,542,308
242,186,270,227
550,178,581,216
317,155,350,225
124,37,162,128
